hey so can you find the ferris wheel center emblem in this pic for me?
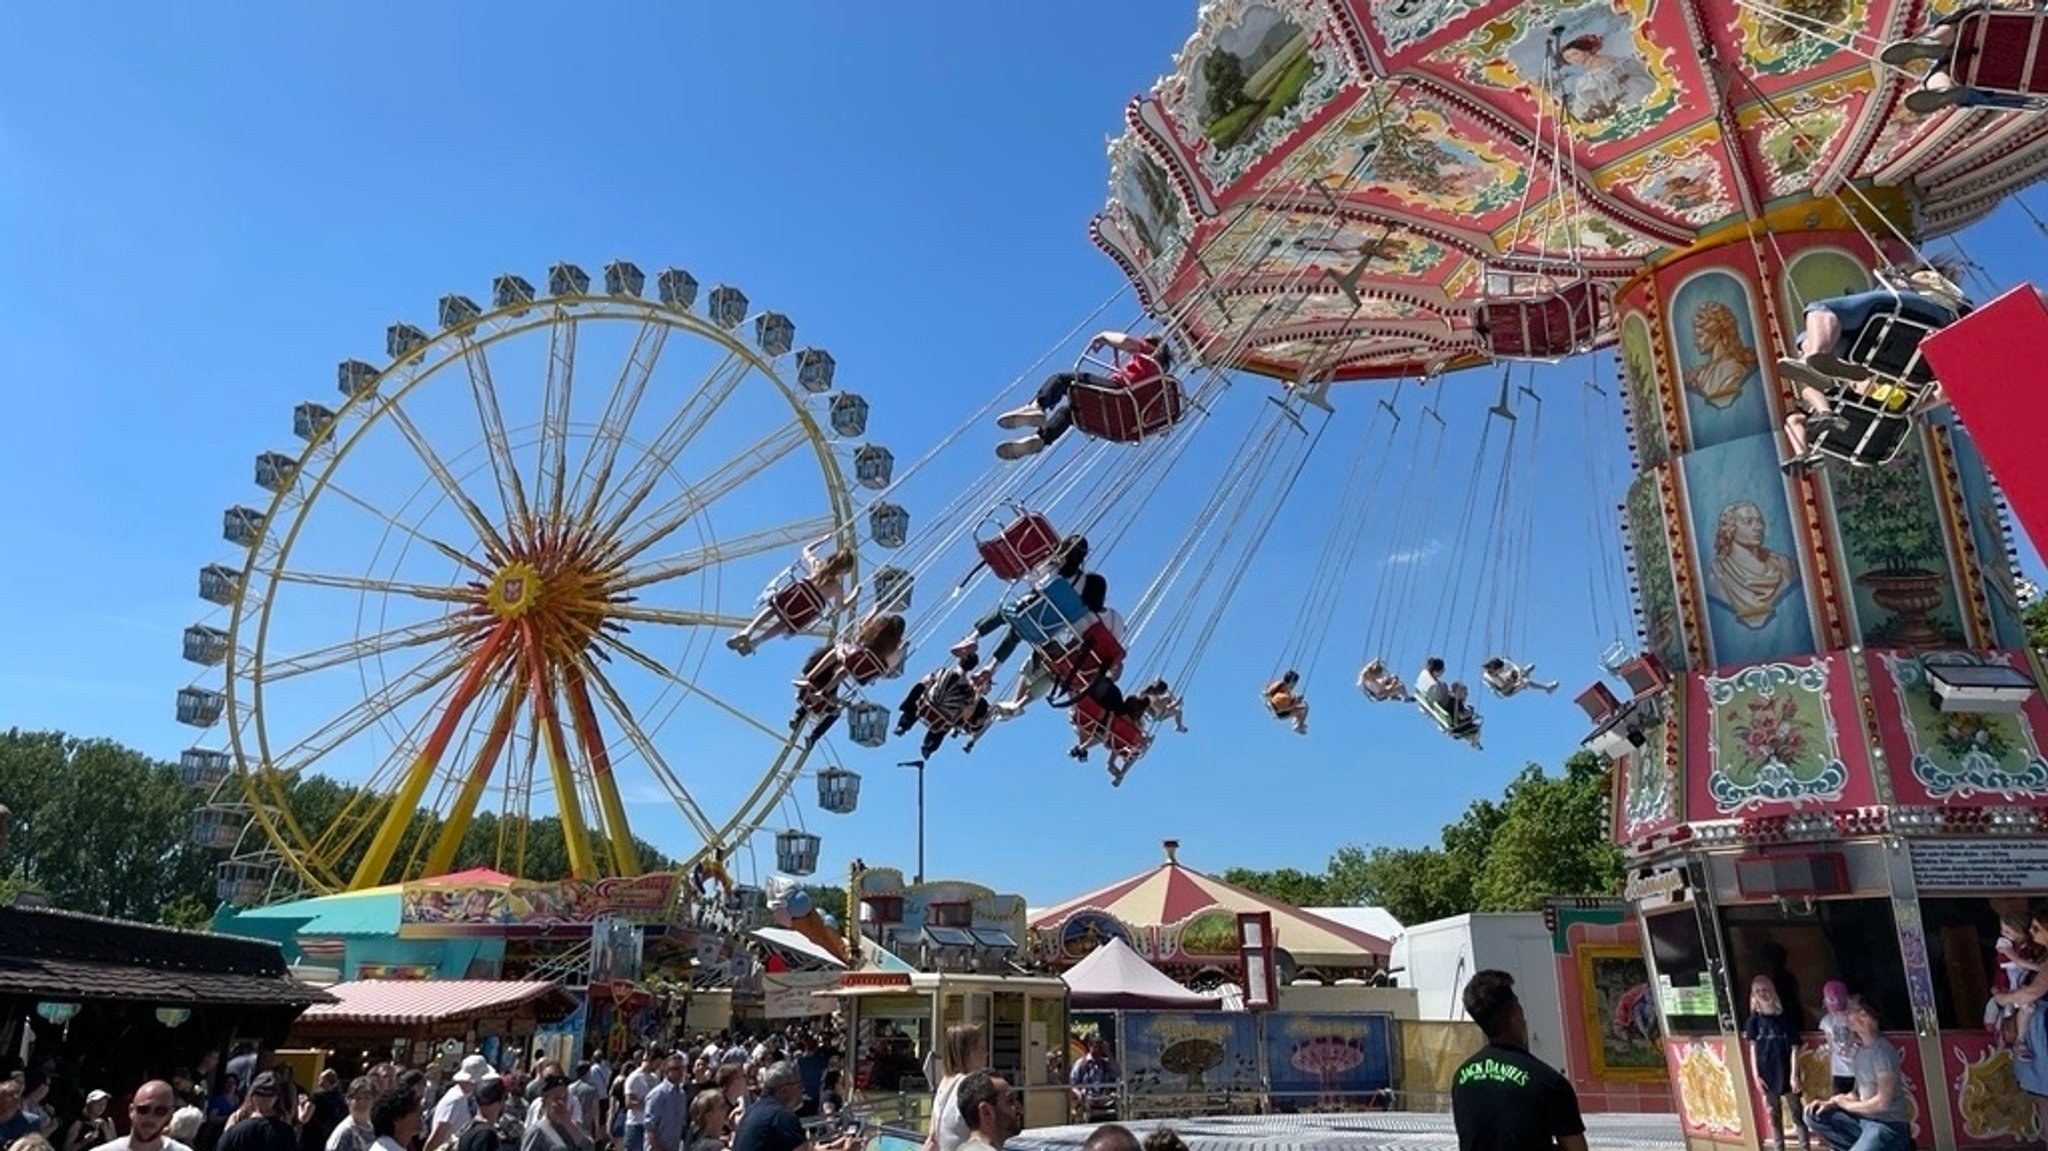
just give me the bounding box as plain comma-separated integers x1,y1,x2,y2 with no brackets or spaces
487,563,543,619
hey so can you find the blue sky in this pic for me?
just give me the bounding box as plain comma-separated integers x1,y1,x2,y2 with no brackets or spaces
2,4,2042,911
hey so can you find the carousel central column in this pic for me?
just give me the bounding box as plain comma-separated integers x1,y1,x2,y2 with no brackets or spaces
1604,216,2046,1151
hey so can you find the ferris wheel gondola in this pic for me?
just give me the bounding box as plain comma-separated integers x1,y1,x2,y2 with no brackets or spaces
176,260,892,903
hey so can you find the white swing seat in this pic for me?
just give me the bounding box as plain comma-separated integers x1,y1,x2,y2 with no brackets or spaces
1418,695,1482,740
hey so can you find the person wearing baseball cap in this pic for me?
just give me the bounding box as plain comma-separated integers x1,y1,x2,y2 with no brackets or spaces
454,1079,508,1151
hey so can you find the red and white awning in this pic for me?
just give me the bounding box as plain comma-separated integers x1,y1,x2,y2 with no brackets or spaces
297,979,573,1026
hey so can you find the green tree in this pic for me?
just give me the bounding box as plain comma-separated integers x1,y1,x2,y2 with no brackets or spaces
2025,594,2048,652
1221,866,1334,907
1471,753,1624,912
0,730,217,923
801,884,850,922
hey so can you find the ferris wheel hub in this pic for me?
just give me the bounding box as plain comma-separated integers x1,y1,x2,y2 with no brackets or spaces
485,562,544,620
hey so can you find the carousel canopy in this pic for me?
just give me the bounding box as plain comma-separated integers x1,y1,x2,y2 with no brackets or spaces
1062,937,1223,1010
1095,0,2048,382
1031,841,1392,969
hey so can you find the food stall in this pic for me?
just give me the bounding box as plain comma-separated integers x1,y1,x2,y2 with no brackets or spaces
832,970,1071,1131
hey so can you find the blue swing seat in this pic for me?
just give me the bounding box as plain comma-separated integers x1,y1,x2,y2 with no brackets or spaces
1000,575,1092,647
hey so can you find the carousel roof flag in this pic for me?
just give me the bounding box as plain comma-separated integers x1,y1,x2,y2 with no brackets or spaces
1031,841,1391,969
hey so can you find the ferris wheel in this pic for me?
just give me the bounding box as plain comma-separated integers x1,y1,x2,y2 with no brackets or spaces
174,261,903,903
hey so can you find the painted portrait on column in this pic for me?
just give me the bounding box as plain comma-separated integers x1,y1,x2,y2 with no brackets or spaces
1683,435,1815,664
1670,270,1774,450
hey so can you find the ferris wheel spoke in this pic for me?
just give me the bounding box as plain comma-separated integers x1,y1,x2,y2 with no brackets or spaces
561,662,641,876
274,569,475,604
604,606,760,632
570,320,671,527
525,645,601,879
590,351,751,544
576,655,721,843
535,313,579,527
598,630,793,745
351,623,521,888
612,515,834,594
460,338,534,536
497,718,542,876
261,616,478,682
604,420,810,570
421,673,529,878
264,642,475,778
379,402,513,560
324,481,494,578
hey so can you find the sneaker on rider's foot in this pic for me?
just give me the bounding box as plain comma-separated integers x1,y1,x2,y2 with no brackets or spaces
996,436,1045,461
1881,36,1949,66
1806,351,1870,380
949,636,979,659
996,404,1046,430
1905,83,1970,114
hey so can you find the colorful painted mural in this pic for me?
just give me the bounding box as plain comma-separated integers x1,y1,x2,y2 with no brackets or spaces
1684,436,1812,663
1704,660,1848,812
1782,247,1873,334
1580,945,1666,1079
1620,312,1671,468
1159,0,1351,188
1621,729,1678,833
1357,104,1527,216
1438,0,1681,144
1110,137,1190,270
1670,270,1772,448
1119,1011,1262,1105
1830,439,1967,650
1263,1013,1396,1111
399,872,680,938
1882,652,2048,799
1734,0,1863,74
1053,909,1139,962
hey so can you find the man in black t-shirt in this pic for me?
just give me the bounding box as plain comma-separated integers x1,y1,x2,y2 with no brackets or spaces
1451,969,1589,1151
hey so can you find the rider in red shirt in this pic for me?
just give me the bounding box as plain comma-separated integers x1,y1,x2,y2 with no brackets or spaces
996,331,1174,460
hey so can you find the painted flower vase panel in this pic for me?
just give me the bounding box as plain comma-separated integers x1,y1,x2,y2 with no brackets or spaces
1946,1030,2041,1144
1882,651,2048,800
1703,660,1848,813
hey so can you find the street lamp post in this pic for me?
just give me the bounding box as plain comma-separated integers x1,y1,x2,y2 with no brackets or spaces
898,760,926,884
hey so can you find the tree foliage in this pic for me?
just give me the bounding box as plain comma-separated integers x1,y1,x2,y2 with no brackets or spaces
1225,751,1623,926
0,728,676,927
2026,594,2048,652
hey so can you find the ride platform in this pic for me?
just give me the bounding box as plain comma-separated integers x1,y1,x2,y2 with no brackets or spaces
1006,1113,1684,1151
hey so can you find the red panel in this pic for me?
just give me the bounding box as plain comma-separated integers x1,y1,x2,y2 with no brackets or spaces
768,580,827,631
1860,646,2048,808
1923,286,2048,554
1681,657,1878,821
1069,376,1186,444
976,511,1060,583
1955,12,2048,95
1940,1029,2036,1146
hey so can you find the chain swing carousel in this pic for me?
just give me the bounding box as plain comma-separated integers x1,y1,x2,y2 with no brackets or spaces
1046,0,2048,1146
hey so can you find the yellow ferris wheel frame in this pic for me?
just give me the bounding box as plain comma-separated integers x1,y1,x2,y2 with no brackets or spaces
215,271,864,896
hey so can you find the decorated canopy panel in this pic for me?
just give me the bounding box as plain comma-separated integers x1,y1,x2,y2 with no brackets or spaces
1097,0,2048,382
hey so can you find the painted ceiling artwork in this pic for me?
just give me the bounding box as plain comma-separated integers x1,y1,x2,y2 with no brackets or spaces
1095,0,2048,382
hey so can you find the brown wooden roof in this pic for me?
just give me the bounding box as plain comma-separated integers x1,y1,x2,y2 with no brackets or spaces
0,904,331,1007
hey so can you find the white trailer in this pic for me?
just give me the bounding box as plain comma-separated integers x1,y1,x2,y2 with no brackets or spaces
1392,912,1567,1071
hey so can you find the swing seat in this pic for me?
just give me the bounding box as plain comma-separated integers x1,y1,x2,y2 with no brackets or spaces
1953,9,2048,97
768,578,829,632
915,692,960,730
1418,695,1481,739
1809,393,1916,467
1615,652,1671,700
1069,375,1186,444
1043,622,1126,693
1001,575,1092,647
1922,284,2048,553
1073,696,1151,757
1575,682,1624,724
1844,308,1945,387
840,645,890,686
975,509,1061,582
1480,280,1606,360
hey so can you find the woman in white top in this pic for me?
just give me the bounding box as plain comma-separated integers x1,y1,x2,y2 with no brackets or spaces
922,1023,985,1151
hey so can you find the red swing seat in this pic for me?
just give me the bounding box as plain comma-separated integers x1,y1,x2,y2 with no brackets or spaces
1042,621,1126,694
1481,280,1606,360
768,579,829,632
1072,696,1151,758
1953,9,2048,97
975,509,1061,582
1069,374,1186,443
840,645,890,686
1615,653,1671,700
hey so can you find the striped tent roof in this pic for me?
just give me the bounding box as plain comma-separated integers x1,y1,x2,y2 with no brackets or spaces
1030,841,1390,969
298,979,574,1026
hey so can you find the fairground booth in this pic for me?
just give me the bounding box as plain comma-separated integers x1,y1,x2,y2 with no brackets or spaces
0,903,328,1111
1598,249,2048,1149
217,866,710,1066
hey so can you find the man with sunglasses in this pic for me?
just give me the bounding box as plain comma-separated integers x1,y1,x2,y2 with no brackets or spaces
90,1081,193,1151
